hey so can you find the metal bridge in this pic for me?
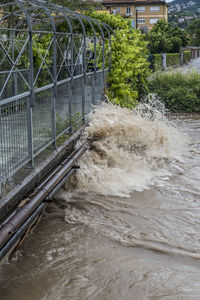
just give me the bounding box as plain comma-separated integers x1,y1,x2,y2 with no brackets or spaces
0,0,112,194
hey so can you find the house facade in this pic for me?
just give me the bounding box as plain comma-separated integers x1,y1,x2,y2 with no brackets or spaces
102,0,169,31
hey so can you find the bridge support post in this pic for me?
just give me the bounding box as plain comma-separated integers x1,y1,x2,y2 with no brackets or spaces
51,88,56,147
81,76,86,123
161,53,167,70
68,80,72,134
92,73,96,105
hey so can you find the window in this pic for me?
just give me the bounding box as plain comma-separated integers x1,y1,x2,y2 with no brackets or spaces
117,7,120,12
136,6,145,12
150,18,159,24
126,6,131,15
138,19,145,24
150,6,160,12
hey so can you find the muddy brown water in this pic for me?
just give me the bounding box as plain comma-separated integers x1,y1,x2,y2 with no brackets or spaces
0,103,200,300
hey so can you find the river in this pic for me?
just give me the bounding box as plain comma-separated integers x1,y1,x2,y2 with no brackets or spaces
0,99,200,300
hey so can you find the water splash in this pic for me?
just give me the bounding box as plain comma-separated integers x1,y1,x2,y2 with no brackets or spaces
64,96,186,197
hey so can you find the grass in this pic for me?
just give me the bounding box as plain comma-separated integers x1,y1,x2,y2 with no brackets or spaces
148,71,200,113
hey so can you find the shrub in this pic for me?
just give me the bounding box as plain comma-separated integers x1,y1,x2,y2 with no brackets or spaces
186,19,200,47
147,19,188,54
148,72,200,112
166,53,180,67
183,51,191,64
154,54,162,71
85,12,150,109
170,36,182,53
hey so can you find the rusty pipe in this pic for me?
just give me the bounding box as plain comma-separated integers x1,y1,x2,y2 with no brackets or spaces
0,168,77,261
0,142,89,250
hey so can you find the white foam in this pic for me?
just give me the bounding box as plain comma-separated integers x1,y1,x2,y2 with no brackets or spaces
69,97,187,197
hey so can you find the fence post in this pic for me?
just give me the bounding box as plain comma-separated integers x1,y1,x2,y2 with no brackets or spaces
180,52,183,65
51,29,57,147
27,31,34,168
91,73,96,105
68,80,72,134
82,35,86,123
12,32,18,97
0,107,2,195
161,53,166,70
81,76,86,121
69,34,73,133
51,89,56,146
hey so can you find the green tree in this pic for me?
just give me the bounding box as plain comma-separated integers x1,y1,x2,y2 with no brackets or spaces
187,19,200,46
85,12,150,108
148,19,188,53
48,0,102,11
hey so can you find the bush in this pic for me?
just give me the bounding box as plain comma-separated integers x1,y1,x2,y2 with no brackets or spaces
154,54,162,71
186,19,200,47
86,12,150,109
183,51,191,64
147,19,188,54
152,53,183,71
166,53,180,67
148,72,200,112
170,36,182,53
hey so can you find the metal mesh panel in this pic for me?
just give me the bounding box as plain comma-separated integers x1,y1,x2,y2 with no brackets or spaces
0,97,28,184
96,71,105,105
0,0,112,192
72,77,83,114
55,81,70,136
85,74,93,115
32,89,52,153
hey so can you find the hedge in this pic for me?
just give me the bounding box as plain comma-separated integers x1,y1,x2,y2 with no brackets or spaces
166,53,180,67
148,72,200,113
183,51,191,64
151,51,191,71
154,54,162,71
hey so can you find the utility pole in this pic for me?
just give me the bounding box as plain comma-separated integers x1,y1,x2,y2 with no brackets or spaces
136,8,138,29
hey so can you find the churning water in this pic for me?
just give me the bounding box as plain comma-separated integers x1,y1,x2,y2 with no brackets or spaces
69,99,186,197
0,99,200,300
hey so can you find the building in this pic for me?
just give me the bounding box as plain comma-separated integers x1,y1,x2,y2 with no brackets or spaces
102,0,169,31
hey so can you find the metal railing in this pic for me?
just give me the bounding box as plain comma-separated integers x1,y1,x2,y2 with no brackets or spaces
0,0,113,194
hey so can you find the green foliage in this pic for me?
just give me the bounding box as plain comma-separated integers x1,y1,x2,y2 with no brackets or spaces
48,0,102,11
183,50,191,64
151,53,186,72
170,36,182,53
32,34,53,68
86,12,150,109
148,72,200,112
55,112,82,135
154,54,162,71
186,19,200,46
147,31,172,54
147,19,188,54
166,53,180,67
168,0,200,29
40,112,82,138
85,11,130,31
